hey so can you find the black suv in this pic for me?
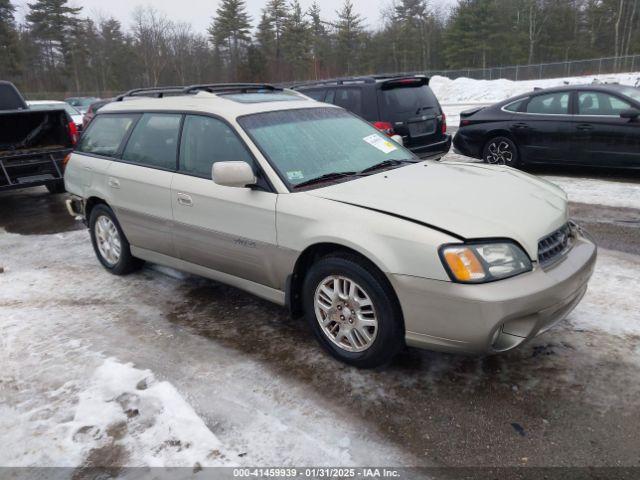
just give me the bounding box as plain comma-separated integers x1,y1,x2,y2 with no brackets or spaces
294,75,451,159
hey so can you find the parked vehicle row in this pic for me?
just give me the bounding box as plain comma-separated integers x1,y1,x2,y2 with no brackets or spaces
64,83,596,368
64,96,100,116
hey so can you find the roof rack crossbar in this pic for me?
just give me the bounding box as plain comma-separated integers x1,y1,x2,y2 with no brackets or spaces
183,83,282,94
115,86,185,101
115,83,283,101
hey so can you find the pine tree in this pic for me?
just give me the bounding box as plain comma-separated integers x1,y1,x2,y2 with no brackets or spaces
265,0,288,63
208,0,252,81
282,0,311,81
26,0,82,70
443,0,496,69
335,0,364,76
0,0,21,79
307,1,331,79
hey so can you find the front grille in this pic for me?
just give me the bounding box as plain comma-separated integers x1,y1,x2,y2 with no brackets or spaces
538,223,573,267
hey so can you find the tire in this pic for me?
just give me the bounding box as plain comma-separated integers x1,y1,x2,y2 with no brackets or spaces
302,254,404,368
89,204,143,275
482,136,520,167
46,181,66,194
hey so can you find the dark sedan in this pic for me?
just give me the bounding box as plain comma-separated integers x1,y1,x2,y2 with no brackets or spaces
453,84,640,169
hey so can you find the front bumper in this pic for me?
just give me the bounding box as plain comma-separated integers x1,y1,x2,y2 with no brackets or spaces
390,234,597,354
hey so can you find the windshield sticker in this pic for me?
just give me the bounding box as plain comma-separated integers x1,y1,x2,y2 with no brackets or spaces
363,134,397,154
286,170,304,181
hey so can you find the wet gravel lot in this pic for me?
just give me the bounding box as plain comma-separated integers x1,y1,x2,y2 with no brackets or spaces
1,170,639,471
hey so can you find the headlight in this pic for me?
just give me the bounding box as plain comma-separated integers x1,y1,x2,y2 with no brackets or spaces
439,241,532,283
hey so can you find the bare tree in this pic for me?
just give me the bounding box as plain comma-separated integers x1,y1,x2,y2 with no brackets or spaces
132,6,171,87
527,0,549,64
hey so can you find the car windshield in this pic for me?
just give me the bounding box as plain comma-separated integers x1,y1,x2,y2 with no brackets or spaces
619,86,640,103
239,108,416,188
29,102,80,116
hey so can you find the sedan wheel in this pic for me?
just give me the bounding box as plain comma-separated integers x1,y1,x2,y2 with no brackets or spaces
484,136,519,167
314,275,378,353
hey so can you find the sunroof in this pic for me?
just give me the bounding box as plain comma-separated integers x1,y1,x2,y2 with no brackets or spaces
222,92,305,104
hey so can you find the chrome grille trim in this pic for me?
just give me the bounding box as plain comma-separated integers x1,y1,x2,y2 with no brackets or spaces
538,223,573,267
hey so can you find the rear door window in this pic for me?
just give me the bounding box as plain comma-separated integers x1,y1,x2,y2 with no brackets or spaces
77,114,138,157
380,84,440,120
526,92,570,115
331,88,363,116
122,113,182,170
179,115,253,178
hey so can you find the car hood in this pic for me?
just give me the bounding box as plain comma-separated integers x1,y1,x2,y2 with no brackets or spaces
305,161,569,259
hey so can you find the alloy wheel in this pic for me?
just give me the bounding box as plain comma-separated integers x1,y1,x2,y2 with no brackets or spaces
486,140,514,165
314,275,378,353
95,215,122,266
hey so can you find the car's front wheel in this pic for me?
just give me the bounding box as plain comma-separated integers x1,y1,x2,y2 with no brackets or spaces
89,204,143,275
303,254,404,368
483,136,520,167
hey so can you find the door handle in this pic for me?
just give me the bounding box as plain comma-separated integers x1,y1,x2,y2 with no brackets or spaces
577,124,593,131
108,177,120,189
177,193,193,206
513,122,529,129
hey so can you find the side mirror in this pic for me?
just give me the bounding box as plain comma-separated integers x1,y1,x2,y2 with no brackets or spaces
390,134,404,146
620,108,640,120
212,161,256,188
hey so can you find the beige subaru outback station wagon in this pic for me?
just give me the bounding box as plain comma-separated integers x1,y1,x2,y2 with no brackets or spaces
64,83,597,368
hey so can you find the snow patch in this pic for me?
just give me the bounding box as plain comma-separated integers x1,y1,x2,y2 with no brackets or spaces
72,358,233,467
541,176,640,210
568,249,640,337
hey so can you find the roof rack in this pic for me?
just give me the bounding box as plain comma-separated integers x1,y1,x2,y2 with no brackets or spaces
183,83,283,94
115,83,283,101
289,74,428,89
115,86,185,101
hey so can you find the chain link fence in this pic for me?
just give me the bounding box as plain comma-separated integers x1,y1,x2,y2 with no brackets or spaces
421,54,640,82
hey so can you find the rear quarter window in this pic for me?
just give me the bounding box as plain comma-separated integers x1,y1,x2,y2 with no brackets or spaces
76,114,138,157
503,98,527,112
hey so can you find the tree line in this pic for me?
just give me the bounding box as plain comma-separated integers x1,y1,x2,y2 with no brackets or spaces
0,0,638,96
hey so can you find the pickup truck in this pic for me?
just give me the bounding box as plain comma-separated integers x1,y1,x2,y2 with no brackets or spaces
0,81,78,193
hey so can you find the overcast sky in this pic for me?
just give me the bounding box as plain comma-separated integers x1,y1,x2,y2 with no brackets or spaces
14,0,457,34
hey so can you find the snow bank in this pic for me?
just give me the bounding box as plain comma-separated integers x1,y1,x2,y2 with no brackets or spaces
431,71,640,105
